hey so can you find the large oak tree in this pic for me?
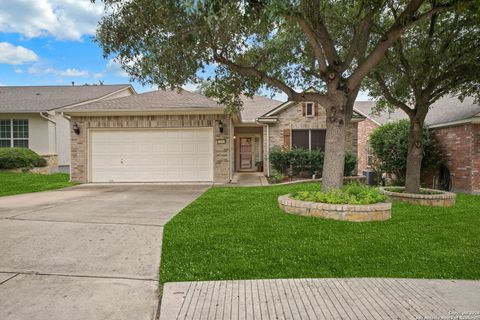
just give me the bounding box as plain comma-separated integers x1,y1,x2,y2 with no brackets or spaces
367,2,480,193
94,0,459,190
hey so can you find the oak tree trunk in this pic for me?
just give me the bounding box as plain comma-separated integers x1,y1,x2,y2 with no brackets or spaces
405,118,424,193
321,98,347,191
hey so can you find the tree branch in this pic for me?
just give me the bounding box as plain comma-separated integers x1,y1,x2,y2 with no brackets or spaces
373,72,415,118
213,53,328,104
347,0,457,90
295,14,328,73
341,10,374,72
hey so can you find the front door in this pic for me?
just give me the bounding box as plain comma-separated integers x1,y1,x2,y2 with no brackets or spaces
239,137,253,170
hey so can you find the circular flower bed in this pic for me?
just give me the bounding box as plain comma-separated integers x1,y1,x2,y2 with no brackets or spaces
380,187,456,207
278,184,391,222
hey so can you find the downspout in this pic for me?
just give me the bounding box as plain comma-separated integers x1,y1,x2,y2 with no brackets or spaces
266,124,270,177
61,112,73,179
40,112,57,154
229,116,233,182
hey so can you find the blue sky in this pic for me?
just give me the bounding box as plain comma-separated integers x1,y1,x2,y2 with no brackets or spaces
0,0,370,100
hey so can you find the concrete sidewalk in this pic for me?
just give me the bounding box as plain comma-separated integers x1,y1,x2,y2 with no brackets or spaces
160,278,480,320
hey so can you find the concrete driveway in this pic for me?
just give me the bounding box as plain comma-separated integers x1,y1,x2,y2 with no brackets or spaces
0,184,208,320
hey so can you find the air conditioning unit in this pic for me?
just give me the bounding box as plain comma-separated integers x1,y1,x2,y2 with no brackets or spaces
363,170,376,186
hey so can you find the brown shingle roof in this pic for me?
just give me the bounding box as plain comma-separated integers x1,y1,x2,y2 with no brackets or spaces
353,96,480,127
62,89,223,111
240,95,283,122
0,85,133,113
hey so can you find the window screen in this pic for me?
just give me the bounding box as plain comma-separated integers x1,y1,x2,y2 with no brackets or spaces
292,129,326,151
306,103,314,116
311,130,326,151
292,130,309,149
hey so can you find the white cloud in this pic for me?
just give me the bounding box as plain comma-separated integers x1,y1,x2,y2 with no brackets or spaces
0,0,104,41
57,68,89,77
0,42,39,65
106,59,129,77
92,72,104,79
26,64,89,77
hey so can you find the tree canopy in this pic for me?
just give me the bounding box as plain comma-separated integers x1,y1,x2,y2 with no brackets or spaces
366,2,479,193
368,2,480,117
95,0,457,110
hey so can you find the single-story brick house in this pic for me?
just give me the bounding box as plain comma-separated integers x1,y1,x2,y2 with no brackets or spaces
61,89,365,183
0,84,135,172
355,96,480,194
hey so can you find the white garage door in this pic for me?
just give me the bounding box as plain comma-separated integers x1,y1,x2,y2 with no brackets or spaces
90,128,213,182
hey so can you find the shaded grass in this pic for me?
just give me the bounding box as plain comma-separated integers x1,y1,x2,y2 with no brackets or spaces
0,172,76,196
160,183,480,283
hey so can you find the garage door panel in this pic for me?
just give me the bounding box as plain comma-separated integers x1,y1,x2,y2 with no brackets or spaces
91,129,213,182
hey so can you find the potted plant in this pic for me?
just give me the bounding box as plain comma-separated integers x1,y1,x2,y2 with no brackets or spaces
255,160,263,172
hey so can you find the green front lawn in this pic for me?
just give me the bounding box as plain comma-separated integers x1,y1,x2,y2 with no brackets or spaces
160,183,480,283
0,172,76,197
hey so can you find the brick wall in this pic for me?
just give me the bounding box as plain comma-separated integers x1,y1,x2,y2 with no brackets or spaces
357,118,379,174
267,102,359,174
431,123,476,193
472,124,480,193
70,114,231,183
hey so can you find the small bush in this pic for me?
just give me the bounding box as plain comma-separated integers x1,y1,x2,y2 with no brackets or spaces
344,152,357,176
269,148,356,177
269,172,287,184
0,148,47,169
384,186,443,195
269,147,290,174
291,183,386,205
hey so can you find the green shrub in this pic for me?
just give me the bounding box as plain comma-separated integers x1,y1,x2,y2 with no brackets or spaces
369,120,438,184
269,172,287,184
289,148,310,176
0,148,47,169
344,152,357,176
269,147,290,174
269,148,355,177
291,183,386,205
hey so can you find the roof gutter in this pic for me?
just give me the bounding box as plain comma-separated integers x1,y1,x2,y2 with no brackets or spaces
429,116,480,129
256,117,278,124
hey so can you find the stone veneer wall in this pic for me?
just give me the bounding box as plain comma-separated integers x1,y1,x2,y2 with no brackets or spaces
278,194,391,222
267,102,359,175
70,114,231,183
357,118,379,175
430,123,480,194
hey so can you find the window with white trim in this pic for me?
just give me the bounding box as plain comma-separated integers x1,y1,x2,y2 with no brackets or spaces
0,119,29,148
306,102,314,117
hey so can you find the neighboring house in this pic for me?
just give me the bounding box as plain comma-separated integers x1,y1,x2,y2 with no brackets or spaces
355,96,480,194
61,89,365,184
0,85,135,172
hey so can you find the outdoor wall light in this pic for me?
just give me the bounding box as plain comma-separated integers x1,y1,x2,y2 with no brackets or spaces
218,120,224,133
73,122,80,135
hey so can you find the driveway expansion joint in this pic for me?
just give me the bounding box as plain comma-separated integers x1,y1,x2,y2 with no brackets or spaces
0,273,19,286
5,217,166,227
